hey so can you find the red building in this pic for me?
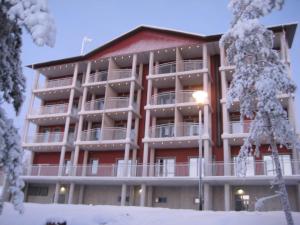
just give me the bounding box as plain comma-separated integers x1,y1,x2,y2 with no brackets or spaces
22,24,300,211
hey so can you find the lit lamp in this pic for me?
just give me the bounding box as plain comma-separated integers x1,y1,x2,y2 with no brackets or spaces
59,186,66,194
192,90,208,211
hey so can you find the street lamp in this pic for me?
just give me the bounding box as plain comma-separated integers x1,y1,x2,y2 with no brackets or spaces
192,90,208,211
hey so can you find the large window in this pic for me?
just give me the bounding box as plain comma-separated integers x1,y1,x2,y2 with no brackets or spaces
189,157,204,177
233,156,255,176
117,160,134,177
27,185,48,196
155,158,175,177
263,155,292,176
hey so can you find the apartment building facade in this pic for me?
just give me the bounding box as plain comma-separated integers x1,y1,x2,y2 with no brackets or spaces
22,24,300,211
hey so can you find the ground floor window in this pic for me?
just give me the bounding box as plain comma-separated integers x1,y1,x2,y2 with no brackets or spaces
27,185,48,196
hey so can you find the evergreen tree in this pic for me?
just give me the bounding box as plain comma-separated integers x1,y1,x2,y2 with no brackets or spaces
0,0,55,213
220,1,299,225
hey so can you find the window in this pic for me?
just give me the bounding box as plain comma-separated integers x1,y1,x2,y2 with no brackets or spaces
64,160,71,175
158,124,174,138
233,156,255,176
263,155,292,176
117,160,134,177
154,197,167,203
91,159,99,175
155,159,175,177
28,186,48,196
189,157,204,177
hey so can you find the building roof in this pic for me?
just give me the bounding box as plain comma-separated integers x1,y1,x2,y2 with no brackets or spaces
27,23,297,69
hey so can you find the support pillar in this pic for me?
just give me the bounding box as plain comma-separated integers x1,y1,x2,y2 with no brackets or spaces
204,183,212,210
224,184,231,211
68,183,75,204
121,184,127,206
140,184,146,207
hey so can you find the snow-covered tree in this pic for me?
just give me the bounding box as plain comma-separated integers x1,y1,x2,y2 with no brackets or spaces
0,0,56,214
220,0,299,225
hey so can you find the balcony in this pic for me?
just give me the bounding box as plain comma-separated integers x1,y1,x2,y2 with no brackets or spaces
110,69,135,81
78,127,136,150
178,60,203,72
228,121,251,134
85,98,105,111
155,62,176,75
23,132,74,151
28,103,78,125
22,160,300,185
150,92,175,106
34,77,82,101
88,71,108,84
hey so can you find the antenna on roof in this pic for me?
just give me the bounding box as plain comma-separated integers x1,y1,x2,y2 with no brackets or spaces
80,36,92,55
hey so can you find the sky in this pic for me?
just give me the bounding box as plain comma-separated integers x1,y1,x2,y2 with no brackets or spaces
13,0,300,135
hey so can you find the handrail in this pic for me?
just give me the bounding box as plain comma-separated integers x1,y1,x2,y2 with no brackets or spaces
31,103,69,115
151,91,175,105
88,71,108,83
23,160,300,177
38,77,73,89
85,98,105,111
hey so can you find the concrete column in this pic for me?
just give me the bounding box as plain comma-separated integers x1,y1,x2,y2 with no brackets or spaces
121,184,127,206
53,183,60,203
297,184,300,212
224,184,231,211
149,52,154,75
220,71,228,100
202,44,208,69
81,150,89,176
22,70,40,142
280,31,287,62
223,139,231,176
78,185,85,204
220,45,226,67
149,148,155,176
68,183,75,204
140,184,147,207
204,183,212,210
204,140,211,176
147,186,153,207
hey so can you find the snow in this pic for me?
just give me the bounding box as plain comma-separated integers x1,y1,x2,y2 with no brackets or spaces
0,203,300,225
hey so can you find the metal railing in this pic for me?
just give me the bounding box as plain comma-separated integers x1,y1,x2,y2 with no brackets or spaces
110,69,135,80
25,132,75,144
23,160,300,177
154,62,176,74
178,60,203,72
80,127,135,141
176,122,202,137
88,71,108,83
85,98,105,111
81,128,102,141
38,77,75,89
228,121,252,134
105,97,135,109
176,90,198,103
150,92,175,105
149,123,175,138
30,103,69,115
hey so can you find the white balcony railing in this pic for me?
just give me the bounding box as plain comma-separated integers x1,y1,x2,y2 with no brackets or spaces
179,60,203,72
150,92,175,105
176,90,198,103
105,97,137,110
37,77,77,90
30,103,68,116
110,69,135,80
150,123,175,138
88,71,108,83
23,160,300,177
25,132,75,144
84,98,105,111
149,123,202,138
80,127,135,142
155,62,176,74
176,122,201,137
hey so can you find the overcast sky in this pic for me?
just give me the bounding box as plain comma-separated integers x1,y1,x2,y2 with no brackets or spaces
13,0,300,135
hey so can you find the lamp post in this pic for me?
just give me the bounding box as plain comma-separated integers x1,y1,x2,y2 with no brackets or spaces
192,90,208,211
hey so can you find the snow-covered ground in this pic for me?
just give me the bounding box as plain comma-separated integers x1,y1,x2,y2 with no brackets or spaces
0,203,300,225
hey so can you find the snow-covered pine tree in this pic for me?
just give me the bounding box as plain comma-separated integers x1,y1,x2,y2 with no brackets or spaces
0,0,56,214
220,1,299,225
